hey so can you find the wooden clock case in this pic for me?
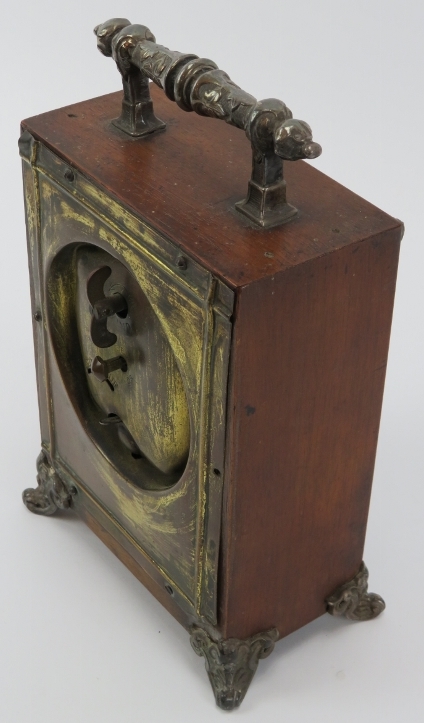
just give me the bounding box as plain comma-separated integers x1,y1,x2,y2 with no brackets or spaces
20,19,402,711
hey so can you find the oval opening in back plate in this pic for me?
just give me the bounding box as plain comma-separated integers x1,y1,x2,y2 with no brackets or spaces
47,243,191,491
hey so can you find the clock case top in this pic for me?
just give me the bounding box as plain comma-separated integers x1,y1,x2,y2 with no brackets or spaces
21,85,402,641
21,85,401,290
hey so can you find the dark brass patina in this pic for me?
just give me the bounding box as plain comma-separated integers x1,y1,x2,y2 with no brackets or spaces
326,562,386,621
22,450,76,516
20,124,233,631
190,626,279,711
87,265,128,348
94,18,322,228
91,355,128,384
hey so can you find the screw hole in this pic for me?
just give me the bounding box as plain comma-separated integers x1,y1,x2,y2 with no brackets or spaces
176,255,187,271
67,113,78,118
131,453,143,460
164,584,174,596
213,468,221,476
64,169,75,182
33,310,42,322
87,368,92,374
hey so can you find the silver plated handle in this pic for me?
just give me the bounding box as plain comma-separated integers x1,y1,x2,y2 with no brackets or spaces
94,18,322,229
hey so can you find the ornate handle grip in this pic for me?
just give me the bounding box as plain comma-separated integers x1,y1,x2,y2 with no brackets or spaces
94,18,322,229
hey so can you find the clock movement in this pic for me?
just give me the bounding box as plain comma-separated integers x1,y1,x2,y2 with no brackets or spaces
20,18,402,710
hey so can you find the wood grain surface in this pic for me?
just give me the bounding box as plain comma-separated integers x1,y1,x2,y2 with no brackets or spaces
22,86,401,289
220,227,401,639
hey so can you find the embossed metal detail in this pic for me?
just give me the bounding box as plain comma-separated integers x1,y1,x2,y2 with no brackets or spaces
326,562,386,621
93,19,165,137
190,626,278,710
22,450,76,516
94,18,322,228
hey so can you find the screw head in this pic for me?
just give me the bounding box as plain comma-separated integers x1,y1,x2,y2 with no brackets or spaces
33,310,42,322
64,169,75,182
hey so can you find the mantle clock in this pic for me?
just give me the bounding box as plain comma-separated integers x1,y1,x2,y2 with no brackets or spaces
20,18,402,711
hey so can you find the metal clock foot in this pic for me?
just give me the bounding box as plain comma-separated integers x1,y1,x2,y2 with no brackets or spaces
326,562,386,621
190,626,278,711
22,450,76,516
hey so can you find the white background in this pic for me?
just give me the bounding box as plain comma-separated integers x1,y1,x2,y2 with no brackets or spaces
1,1,423,721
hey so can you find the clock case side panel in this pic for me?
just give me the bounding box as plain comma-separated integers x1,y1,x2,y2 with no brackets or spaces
219,226,402,641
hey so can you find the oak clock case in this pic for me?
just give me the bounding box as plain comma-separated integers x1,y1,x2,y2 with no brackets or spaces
19,18,402,712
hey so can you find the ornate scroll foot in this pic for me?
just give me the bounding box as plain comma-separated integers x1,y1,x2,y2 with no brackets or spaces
22,450,76,516
326,562,386,621
190,626,278,711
